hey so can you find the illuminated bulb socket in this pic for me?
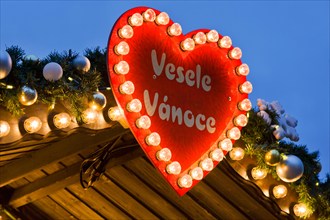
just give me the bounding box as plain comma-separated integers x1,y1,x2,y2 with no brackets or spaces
239,81,253,94
145,132,161,146
273,185,287,199
178,174,193,188
118,25,134,39
229,47,242,60
119,81,135,95
219,138,233,151
167,23,182,36
206,30,219,42
189,167,204,180
82,108,98,124
135,115,151,129
199,158,214,171
293,203,308,217
218,36,232,48
210,149,224,162
166,161,181,175
108,107,124,121
229,147,245,161
24,116,42,133
128,13,143,26
234,114,248,127
114,42,129,55
126,99,142,112
238,99,252,111
156,148,172,161
143,9,156,22
155,12,169,25
0,120,10,137
53,113,71,129
180,38,195,51
251,167,268,180
114,61,129,75
236,63,250,76
227,127,241,140
193,32,207,45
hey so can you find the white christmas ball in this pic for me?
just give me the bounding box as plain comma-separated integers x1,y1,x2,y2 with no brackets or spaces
43,62,63,81
0,51,12,79
276,155,304,182
73,55,91,72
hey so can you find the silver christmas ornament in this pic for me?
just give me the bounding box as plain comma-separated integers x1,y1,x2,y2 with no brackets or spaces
89,91,107,110
73,55,91,72
276,155,304,182
43,62,63,81
265,149,281,166
18,85,38,106
0,51,12,79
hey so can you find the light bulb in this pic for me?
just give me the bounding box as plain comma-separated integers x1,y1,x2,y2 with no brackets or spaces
234,114,248,127
145,132,161,146
227,127,241,140
143,9,156,22
156,148,172,161
155,12,169,25
119,81,135,95
129,13,143,26
166,161,181,175
199,158,214,171
167,23,182,36
135,115,151,129
189,167,204,180
24,116,42,133
115,42,129,56
251,167,268,180
236,63,250,76
239,81,253,94
229,147,245,161
238,99,252,111
53,113,71,129
193,32,207,45
126,99,142,112
218,36,232,48
180,38,195,51
118,25,134,39
108,106,124,121
219,138,233,151
178,174,193,188
293,203,308,217
0,121,10,137
273,185,287,199
229,47,242,60
206,30,219,42
210,149,224,162
114,61,129,75
82,108,98,124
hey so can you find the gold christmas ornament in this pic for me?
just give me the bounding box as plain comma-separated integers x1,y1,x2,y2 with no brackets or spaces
89,91,107,110
264,149,281,166
18,85,38,106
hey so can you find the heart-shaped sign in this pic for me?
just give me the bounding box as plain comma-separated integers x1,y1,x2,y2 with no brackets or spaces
107,7,252,195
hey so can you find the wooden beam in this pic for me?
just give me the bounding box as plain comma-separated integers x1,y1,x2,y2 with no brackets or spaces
0,125,128,187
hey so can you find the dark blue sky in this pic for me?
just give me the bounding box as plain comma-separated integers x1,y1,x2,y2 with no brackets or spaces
1,1,329,179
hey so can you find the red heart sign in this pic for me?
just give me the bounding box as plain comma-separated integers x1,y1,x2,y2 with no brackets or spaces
107,7,252,195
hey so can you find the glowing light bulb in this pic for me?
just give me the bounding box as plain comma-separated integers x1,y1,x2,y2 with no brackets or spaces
114,61,129,75
108,106,124,121
193,32,207,45
227,127,241,140
119,81,135,95
273,185,287,199
251,167,268,180
166,161,181,175
0,121,10,137
219,138,233,151
53,113,71,129
234,114,248,127
118,25,134,39
229,47,242,60
126,99,142,112
168,23,182,36
82,108,98,124
178,174,193,188
293,203,308,217
199,158,214,171
115,42,129,55
145,132,161,146
236,63,250,76
135,115,151,129
156,148,172,161
189,167,204,180
206,30,219,42
239,81,253,94
142,9,156,22
180,38,195,51
155,12,169,25
229,147,245,161
129,13,143,26
210,149,224,162
24,116,42,133
218,36,232,48
238,99,252,111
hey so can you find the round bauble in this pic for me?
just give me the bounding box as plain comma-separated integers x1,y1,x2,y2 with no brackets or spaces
265,149,281,166
89,92,107,110
276,155,304,182
43,62,63,81
73,55,91,72
24,55,39,62
0,51,12,79
18,85,38,106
